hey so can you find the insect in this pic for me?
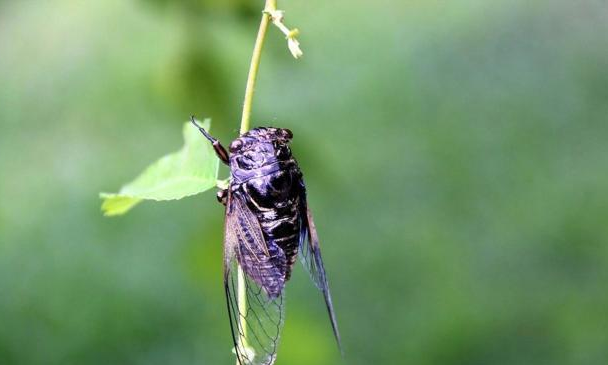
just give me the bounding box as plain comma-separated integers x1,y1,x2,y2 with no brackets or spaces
190,117,342,365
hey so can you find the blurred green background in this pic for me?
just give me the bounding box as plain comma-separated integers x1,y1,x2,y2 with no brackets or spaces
1,0,608,364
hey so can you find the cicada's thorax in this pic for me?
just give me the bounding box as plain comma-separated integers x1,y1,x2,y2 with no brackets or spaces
228,127,304,278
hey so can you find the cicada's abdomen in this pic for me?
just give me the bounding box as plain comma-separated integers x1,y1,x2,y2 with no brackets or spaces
242,167,304,280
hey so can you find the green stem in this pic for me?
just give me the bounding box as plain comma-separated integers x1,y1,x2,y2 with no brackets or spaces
236,0,277,362
240,0,277,135
236,265,248,357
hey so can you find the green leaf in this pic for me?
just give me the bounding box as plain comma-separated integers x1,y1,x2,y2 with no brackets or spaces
100,119,219,216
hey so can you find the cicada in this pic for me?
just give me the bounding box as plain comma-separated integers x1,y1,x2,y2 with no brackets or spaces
191,117,342,365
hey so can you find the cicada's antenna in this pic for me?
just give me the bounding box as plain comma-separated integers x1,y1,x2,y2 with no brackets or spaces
190,115,230,165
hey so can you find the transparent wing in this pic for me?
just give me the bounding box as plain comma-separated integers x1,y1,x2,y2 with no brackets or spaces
298,192,343,354
224,192,287,365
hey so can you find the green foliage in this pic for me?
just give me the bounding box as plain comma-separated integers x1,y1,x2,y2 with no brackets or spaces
99,120,219,216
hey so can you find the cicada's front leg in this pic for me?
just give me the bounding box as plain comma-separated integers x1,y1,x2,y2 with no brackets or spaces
190,116,229,165
216,188,228,206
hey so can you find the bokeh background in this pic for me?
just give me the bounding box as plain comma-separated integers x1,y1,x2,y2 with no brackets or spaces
1,0,608,364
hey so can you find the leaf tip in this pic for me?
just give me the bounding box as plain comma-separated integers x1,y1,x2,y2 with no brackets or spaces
99,193,142,217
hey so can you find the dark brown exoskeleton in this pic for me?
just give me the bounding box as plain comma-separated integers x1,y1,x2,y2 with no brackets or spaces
190,117,342,365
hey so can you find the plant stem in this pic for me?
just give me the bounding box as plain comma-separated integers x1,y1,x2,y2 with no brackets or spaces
236,1,277,362
240,0,277,135
236,265,248,357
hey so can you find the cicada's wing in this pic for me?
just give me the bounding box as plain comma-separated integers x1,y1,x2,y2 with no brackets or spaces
224,191,287,365
298,191,343,354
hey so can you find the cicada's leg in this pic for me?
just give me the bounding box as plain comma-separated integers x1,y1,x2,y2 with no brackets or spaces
190,116,229,165
216,188,228,206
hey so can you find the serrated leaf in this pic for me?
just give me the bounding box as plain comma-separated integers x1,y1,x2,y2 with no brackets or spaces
100,119,219,216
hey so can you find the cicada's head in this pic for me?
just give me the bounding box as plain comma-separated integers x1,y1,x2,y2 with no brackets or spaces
229,127,293,170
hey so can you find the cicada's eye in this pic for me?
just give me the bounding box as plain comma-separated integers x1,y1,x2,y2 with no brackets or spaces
280,128,293,140
229,139,243,153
